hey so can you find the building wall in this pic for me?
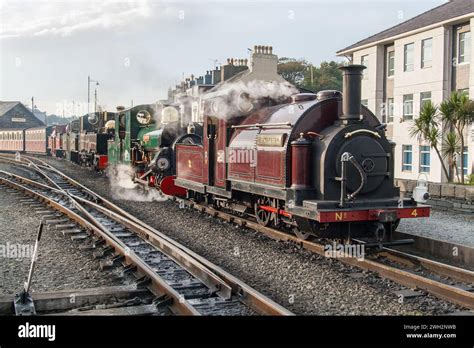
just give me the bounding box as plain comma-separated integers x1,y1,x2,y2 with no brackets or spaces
353,46,380,116
391,26,447,183
350,21,473,183
469,18,474,176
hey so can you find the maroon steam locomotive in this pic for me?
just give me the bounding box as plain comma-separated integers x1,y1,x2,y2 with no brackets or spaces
173,65,430,242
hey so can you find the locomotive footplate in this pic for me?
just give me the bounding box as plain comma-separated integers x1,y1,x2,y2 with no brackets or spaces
287,198,430,223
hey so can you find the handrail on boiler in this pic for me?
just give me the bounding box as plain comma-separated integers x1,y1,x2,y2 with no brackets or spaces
231,122,292,129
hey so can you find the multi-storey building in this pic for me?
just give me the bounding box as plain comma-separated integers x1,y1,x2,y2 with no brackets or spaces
337,0,474,183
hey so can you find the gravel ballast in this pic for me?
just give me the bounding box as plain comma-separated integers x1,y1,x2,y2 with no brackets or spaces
15,157,467,315
0,174,124,296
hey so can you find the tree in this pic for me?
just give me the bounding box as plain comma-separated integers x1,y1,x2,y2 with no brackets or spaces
277,57,307,86
441,131,460,182
304,61,343,92
409,101,450,181
440,91,474,184
277,58,343,92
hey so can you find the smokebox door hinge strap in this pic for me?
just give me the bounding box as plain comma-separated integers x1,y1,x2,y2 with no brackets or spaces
344,129,381,139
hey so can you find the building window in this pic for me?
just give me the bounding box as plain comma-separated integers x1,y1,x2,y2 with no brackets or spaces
402,145,413,171
387,98,394,123
387,50,395,77
404,43,414,72
403,94,414,120
457,146,468,176
421,38,432,68
420,92,432,109
458,88,469,96
419,145,430,173
361,55,369,79
459,31,471,63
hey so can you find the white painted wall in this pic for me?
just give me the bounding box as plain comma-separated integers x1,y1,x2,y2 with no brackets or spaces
353,46,380,116
469,18,474,176
391,26,447,183
351,24,474,183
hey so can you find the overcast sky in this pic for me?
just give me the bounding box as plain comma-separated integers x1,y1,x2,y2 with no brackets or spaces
0,0,446,116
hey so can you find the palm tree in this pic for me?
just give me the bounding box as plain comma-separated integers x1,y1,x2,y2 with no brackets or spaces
440,91,474,184
409,101,450,180
441,131,460,182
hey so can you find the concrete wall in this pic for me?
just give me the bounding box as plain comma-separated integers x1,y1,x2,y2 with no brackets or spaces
396,178,474,212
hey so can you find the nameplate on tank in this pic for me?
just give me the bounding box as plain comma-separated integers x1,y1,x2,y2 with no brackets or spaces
256,134,286,147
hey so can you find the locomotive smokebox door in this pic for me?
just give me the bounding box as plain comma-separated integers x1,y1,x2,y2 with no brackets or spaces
336,132,387,195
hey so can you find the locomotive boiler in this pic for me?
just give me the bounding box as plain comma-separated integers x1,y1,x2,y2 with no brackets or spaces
174,65,430,242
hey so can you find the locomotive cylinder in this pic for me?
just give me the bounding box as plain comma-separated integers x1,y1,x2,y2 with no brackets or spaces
291,133,312,189
338,65,366,121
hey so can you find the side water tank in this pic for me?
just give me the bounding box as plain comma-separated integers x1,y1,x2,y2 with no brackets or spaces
291,133,312,189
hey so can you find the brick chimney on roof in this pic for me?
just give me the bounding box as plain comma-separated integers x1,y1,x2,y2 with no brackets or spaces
249,44,277,75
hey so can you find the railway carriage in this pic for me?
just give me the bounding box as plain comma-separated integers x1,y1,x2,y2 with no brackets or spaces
0,129,24,152
49,125,68,158
24,126,52,155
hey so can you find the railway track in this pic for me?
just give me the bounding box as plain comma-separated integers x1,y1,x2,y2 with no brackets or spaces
0,156,292,316
1,154,473,311
180,201,474,310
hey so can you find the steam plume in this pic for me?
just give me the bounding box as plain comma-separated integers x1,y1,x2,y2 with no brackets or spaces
107,164,166,202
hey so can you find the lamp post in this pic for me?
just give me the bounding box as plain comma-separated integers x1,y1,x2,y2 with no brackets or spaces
87,76,99,116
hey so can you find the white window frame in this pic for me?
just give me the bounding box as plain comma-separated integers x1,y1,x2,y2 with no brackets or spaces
402,145,413,172
387,98,394,123
457,146,469,176
458,31,471,64
387,50,395,77
419,145,431,173
421,38,432,68
404,43,414,72
420,92,432,109
403,94,414,121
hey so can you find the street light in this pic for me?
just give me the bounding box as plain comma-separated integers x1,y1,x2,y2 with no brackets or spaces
87,75,99,116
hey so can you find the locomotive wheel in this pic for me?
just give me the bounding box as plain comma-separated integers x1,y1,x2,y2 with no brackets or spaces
254,198,272,227
293,226,312,240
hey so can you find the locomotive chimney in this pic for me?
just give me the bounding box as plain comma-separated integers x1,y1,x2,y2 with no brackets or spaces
338,64,366,121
